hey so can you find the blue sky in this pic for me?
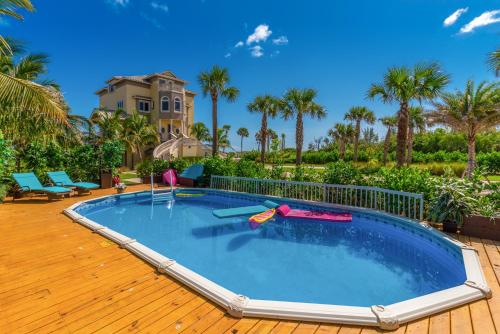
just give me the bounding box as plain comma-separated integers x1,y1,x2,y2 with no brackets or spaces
3,0,499,150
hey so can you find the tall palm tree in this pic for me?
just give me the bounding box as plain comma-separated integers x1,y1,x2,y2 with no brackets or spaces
190,122,210,142
328,123,354,160
123,111,159,169
367,63,449,167
281,133,286,150
217,125,231,153
344,106,375,162
379,116,398,165
407,106,426,165
236,127,249,153
247,95,280,163
488,47,499,76
0,1,65,124
198,65,239,156
91,109,126,143
281,88,327,165
427,80,499,177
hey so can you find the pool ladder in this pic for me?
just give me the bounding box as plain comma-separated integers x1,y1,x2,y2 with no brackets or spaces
150,173,174,203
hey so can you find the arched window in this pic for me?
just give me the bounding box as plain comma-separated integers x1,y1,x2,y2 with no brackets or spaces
174,97,181,112
161,97,169,112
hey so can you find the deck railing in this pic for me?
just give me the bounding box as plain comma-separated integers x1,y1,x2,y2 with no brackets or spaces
210,175,424,221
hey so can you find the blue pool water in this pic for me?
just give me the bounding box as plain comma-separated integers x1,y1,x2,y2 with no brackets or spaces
76,191,466,307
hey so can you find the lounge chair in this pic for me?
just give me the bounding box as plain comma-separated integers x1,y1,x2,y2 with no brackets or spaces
177,164,204,187
12,172,71,200
47,171,99,195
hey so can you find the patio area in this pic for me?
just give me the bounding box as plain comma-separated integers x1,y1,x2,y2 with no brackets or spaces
1,185,499,334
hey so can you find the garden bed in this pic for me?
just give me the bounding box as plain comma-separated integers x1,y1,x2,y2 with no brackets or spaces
460,215,500,241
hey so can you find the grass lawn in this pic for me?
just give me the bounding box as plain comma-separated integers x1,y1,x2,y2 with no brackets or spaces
118,171,141,185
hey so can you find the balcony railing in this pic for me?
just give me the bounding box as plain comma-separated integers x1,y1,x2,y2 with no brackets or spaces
210,175,424,221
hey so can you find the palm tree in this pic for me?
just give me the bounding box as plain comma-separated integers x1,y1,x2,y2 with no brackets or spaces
247,95,280,163
236,127,249,153
281,133,286,150
198,65,239,156
488,47,499,76
427,80,499,177
407,106,426,165
91,109,126,142
218,125,231,153
344,106,375,162
190,122,210,142
367,63,449,167
266,128,277,152
123,111,159,169
281,88,327,165
328,123,354,160
361,127,379,145
0,1,65,124
379,116,397,165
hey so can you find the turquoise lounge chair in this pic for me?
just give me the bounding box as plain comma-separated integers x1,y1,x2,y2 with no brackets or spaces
12,172,71,200
47,171,99,195
178,164,204,187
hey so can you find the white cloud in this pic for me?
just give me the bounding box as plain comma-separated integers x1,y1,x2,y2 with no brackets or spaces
246,24,272,45
459,10,500,33
234,41,244,48
224,53,231,58
443,7,468,27
250,45,264,58
272,35,288,46
151,1,169,13
108,0,129,6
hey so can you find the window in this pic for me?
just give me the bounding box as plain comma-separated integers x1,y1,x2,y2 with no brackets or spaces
108,85,115,93
161,97,169,112
159,79,166,85
174,97,181,112
117,100,124,109
138,100,150,112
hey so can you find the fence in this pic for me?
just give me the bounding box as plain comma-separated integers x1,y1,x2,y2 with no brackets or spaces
210,175,424,221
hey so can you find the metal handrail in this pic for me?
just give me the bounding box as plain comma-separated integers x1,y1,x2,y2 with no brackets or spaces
210,175,424,221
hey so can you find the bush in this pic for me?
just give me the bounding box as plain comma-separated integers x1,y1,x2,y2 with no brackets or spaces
99,140,125,174
235,159,267,178
477,152,500,174
0,131,15,202
291,165,323,183
67,145,99,182
367,167,435,197
323,161,361,185
241,150,259,161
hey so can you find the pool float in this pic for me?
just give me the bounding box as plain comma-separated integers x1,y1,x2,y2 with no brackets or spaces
213,200,279,218
249,208,276,224
175,192,205,197
162,169,177,186
276,205,352,222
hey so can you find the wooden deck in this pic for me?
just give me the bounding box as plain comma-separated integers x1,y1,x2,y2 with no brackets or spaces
1,185,499,334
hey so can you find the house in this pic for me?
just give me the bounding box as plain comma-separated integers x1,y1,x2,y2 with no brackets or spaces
95,70,210,168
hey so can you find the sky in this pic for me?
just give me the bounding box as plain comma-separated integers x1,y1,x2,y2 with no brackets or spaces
3,0,499,150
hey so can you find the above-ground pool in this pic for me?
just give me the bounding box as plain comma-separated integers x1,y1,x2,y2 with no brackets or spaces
66,189,490,329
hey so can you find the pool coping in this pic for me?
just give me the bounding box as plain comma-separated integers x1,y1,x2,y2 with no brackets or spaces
63,188,491,330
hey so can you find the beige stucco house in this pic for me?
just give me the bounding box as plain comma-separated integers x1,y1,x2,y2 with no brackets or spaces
95,70,210,168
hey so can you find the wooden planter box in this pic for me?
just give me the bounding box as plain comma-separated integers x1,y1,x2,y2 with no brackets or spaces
100,172,113,189
460,215,500,241
141,176,162,184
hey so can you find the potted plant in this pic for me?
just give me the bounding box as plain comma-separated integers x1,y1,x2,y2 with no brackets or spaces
461,187,500,240
428,179,477,233
99,140,125,189
113,175,127,194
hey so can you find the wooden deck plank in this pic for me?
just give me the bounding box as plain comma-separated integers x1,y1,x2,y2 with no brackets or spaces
0,186,498,334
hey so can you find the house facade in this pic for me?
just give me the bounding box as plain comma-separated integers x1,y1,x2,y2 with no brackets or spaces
95,70,210,168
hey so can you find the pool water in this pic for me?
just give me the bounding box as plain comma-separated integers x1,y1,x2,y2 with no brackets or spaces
76,191,466,307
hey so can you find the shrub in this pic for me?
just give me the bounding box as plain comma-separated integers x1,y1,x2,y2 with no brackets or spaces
235,159,267,178
201,157,237,180
136,159,154,178
0,131,15,202
67,145,99,182
241,150,259,161
99,140,125,174
368,167,435,197
170,158,189,174
477,152,500,174
323,161,361,185
291,165,323,183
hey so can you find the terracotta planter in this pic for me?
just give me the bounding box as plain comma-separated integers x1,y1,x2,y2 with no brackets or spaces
460,215,500,241
100,172,113,189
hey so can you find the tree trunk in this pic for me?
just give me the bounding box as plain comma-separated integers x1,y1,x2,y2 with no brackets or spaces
211,94,218,157
396,102,409,167
406,126,414,166
240,136,243,154
260,113,267,164
383,128,391,165
296,112,304,165
466,133,476,178
131,153,134,170
339,141,345,160
353,120,360,162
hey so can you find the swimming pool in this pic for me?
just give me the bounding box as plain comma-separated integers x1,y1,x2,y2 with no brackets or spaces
65,189,490,329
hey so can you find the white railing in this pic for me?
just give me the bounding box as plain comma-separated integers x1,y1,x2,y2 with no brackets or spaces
210,175,424,221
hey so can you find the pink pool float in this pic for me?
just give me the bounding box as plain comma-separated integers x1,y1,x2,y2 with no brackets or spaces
276,205,352,222
162,169,177,186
